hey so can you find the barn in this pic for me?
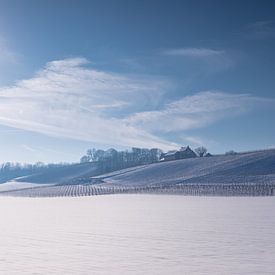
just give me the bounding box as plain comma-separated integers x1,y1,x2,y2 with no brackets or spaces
161,146,196,161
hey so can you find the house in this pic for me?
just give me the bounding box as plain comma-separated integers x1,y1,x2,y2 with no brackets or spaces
161,146,196,161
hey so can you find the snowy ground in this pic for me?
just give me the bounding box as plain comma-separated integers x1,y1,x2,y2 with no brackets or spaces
1,149,275,197
0,181,53,192
0,195,275,274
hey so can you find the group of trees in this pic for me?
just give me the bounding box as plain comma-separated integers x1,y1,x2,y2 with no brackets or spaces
80,146,211,165
1,162,69,172
80,146,213,174
0,162,69,183
80,147,163,173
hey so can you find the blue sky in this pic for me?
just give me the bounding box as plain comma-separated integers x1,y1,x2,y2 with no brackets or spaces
0,0,275,163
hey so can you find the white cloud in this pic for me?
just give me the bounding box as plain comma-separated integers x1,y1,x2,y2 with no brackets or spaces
162,47,223,57
0,58,177,150
126,91,272,132
162,47,234,73
0,58,272,151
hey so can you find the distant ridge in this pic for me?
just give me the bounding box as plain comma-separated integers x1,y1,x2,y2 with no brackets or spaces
1,149,275,197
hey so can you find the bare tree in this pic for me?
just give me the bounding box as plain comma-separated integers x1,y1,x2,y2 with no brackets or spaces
80,155,89,163
195,146,207,157
86,148,96,161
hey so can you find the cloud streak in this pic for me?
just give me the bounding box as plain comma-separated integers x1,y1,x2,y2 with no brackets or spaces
0,58,177,149
162,47,223,57
161,47,234,73
0,58,272,150
126,91,271,132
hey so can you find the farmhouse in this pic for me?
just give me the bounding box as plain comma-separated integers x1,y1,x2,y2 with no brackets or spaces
161,146,196,161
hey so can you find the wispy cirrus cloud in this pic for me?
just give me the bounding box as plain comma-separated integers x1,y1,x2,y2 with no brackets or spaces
162,47,223,57
0,57,177,150
126,91,272,133
161,47,234,73
0,58,272,150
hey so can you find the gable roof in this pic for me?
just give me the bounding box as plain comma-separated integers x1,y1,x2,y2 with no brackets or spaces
163,147,193,156
164,150,178,156
179,146,189,152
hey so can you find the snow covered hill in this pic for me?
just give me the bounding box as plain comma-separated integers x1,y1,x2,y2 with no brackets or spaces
1,149,275,197
14,162,98,184
97,149,275,187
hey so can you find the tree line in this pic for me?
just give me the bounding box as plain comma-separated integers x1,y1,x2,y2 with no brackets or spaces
0,162,70,183
80,147,163,174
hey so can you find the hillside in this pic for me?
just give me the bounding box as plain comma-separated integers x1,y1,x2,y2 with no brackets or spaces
0,149,275,197
96,149,275,187
15,162,98,184
0,162,98,184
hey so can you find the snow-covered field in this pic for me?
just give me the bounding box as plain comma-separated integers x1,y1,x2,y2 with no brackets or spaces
1,149,275,197
0,181,53,192
0,195,275,274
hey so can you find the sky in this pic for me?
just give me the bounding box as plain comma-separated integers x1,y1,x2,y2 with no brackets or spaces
0,0,274,163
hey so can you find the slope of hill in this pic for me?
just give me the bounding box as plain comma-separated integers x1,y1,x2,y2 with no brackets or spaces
0,149,275,197
14,162,98,184
97,149,275,187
